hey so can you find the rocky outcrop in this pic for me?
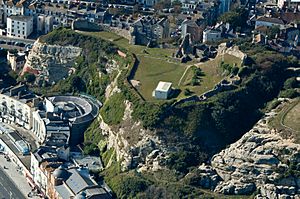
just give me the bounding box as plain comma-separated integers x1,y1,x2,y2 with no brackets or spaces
217,42,246,64
208,101,300,198
23,39,82,84
175,33,193,62
100,100,168,172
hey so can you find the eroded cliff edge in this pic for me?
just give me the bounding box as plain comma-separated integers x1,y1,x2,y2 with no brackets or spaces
193,98,300,198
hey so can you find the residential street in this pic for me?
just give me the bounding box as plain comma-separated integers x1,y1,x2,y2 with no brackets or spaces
0,168,25,199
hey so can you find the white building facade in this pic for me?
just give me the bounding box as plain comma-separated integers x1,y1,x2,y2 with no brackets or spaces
0,93,33,130
7,15,33,38
7,51,26,72
37,15,54,35
203,29,222,43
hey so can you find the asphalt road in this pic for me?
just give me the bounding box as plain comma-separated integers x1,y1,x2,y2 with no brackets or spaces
0,168,25,199
0,44,24,51
0,35,35,44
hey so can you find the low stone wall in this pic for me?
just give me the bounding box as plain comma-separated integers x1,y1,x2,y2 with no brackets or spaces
174,78,237,106
72,20,101,31
101,25,132,42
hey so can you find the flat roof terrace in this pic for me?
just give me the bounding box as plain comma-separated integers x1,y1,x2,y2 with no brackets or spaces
0,132,31,170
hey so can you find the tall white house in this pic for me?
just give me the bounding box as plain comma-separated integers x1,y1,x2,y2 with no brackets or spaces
7,15,33,38
37,15,54,35
0,0,25,23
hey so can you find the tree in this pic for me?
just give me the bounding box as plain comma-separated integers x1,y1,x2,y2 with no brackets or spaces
154,0,171,10
22,72,36,83
218,8,248,30
109,175,150,198
279,89,299,99
70,75,86,92
283,77,298,90
268,25,280,39
172,0,182,14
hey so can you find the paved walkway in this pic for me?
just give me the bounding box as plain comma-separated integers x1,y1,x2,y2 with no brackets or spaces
0,155,39,198
0,168,25,199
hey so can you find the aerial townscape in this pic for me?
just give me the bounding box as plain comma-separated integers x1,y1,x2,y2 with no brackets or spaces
0,0,299,198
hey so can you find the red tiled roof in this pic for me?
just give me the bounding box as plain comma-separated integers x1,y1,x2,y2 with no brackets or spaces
279,12,300,24
256,16,285,25
22,66,40,75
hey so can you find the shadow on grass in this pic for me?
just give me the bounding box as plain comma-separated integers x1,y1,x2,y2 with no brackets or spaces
170,88,181,99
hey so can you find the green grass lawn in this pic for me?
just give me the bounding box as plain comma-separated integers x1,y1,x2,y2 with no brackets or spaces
134,56,186,101
79,30,243,101
177,54,242,99
283,98,300,143
283,99,300,132
79,30,177,56
269,98,300,143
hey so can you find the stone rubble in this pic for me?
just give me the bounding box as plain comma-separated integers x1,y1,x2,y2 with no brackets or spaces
24,40,82,84
206,101,300,198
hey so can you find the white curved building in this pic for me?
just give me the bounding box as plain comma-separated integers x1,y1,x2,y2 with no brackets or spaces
0,84,100,146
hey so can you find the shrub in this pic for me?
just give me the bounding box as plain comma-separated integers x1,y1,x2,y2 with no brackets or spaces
109,174,151,199
101,93,126,125
238,66,252,77
184,89,192,96
22,72,36,83
83,143,100,156
283,77,298,90
231,66,239,75
267,99,281,110
279,89,299,99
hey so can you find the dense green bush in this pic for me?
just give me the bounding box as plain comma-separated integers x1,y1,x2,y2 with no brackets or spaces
109,174,151,199
218,7,248,30
22,72,36,83
84,120,104,145
39,28,118,102
283,77,299,90
279,89,299,99
101,92,126,125
83,143,100,156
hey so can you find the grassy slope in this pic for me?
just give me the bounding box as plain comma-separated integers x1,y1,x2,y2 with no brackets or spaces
79,31,242,101
269,97,300,143
178,54,242,99
283,99,300,132
282,98,300,143
134,56,186,101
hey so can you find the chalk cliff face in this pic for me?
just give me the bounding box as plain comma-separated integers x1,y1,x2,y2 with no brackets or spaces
24,40,82,83
99,100,168,172
197,100,300,198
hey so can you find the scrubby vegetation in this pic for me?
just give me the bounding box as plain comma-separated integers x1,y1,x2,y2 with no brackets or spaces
42,29,299,198
101,92,126,125
39,28,119,102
